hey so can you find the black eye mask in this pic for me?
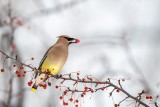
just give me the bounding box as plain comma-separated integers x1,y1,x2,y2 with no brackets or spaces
67,38,74,41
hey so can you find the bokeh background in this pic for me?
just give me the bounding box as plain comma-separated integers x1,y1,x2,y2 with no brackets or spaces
0,0,160,107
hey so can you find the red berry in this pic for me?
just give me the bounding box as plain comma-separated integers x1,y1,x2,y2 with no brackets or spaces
30,81,33,84
63,102,68,105
116,89,120,93
17,74,21,78
48,82,51,86
75,99,79,103
55,86,58,88
146,96,150,99
76,39,80,43
43,84,47,89
28,83,31,86
150,96,152,99
82,78,85,81
19,66,24,70
15,70,19,74
146,96,152,99
84,87,88,92
81,94,84,97
75,105,78,107
89,78,93,81
1,69,5,72
23,71,26,74
27,81,33,86
39,84,42,87
69,98,73,102
98,82,102,84
63,90,67,95
114,104,118,107
101,87,105,91
91,89,94,93
59,96,63,99
84,87,88,90
64,102,68,106
43,84,47,87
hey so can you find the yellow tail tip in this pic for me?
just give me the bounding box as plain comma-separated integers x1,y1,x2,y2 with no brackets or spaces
31,88,37,92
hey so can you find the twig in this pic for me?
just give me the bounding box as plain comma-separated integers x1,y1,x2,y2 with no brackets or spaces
0,50,35,70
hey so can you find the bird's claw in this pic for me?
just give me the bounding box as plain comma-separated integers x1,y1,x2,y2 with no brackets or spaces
55,74,60,79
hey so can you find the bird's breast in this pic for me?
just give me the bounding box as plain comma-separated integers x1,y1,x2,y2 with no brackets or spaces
41,45,68,75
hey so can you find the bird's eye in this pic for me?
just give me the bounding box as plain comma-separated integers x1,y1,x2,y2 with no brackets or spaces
64,37,68,40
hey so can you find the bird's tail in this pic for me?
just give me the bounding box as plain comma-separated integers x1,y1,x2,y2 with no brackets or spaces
31,73,47,92
32,84,38,92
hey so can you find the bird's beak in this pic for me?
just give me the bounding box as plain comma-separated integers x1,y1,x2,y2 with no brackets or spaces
69,38,80,43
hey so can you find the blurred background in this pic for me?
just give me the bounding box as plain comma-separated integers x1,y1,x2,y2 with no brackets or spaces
0,0,160,107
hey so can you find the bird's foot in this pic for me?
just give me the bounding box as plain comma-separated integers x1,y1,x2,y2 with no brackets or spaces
55,74,60,79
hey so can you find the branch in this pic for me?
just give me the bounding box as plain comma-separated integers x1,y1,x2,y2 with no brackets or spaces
0,50,154,107
0,50,35,70
55,75,149,107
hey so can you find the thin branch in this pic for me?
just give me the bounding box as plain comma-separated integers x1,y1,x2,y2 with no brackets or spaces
0,50,35,70
118,96,129,106
122,36,150,90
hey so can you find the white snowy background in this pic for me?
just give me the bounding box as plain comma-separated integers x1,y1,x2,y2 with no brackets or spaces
0,0,160,107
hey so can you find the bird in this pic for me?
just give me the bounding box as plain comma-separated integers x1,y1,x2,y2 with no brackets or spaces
32,35,80,92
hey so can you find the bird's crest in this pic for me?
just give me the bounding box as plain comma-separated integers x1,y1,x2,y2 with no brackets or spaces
57,35,70,38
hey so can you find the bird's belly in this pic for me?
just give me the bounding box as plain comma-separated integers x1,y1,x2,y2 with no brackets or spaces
41,59,66,75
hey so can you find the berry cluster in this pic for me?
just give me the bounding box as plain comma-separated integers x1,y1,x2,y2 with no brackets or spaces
57,88,81,107
146,95,152,100
14,65,27,78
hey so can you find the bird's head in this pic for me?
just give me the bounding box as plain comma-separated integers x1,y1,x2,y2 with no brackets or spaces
57,35,80,45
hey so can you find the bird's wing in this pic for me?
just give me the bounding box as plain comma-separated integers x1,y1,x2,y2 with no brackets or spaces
34,46,53,78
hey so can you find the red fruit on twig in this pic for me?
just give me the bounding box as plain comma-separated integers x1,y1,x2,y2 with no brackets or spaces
1,69,5,72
